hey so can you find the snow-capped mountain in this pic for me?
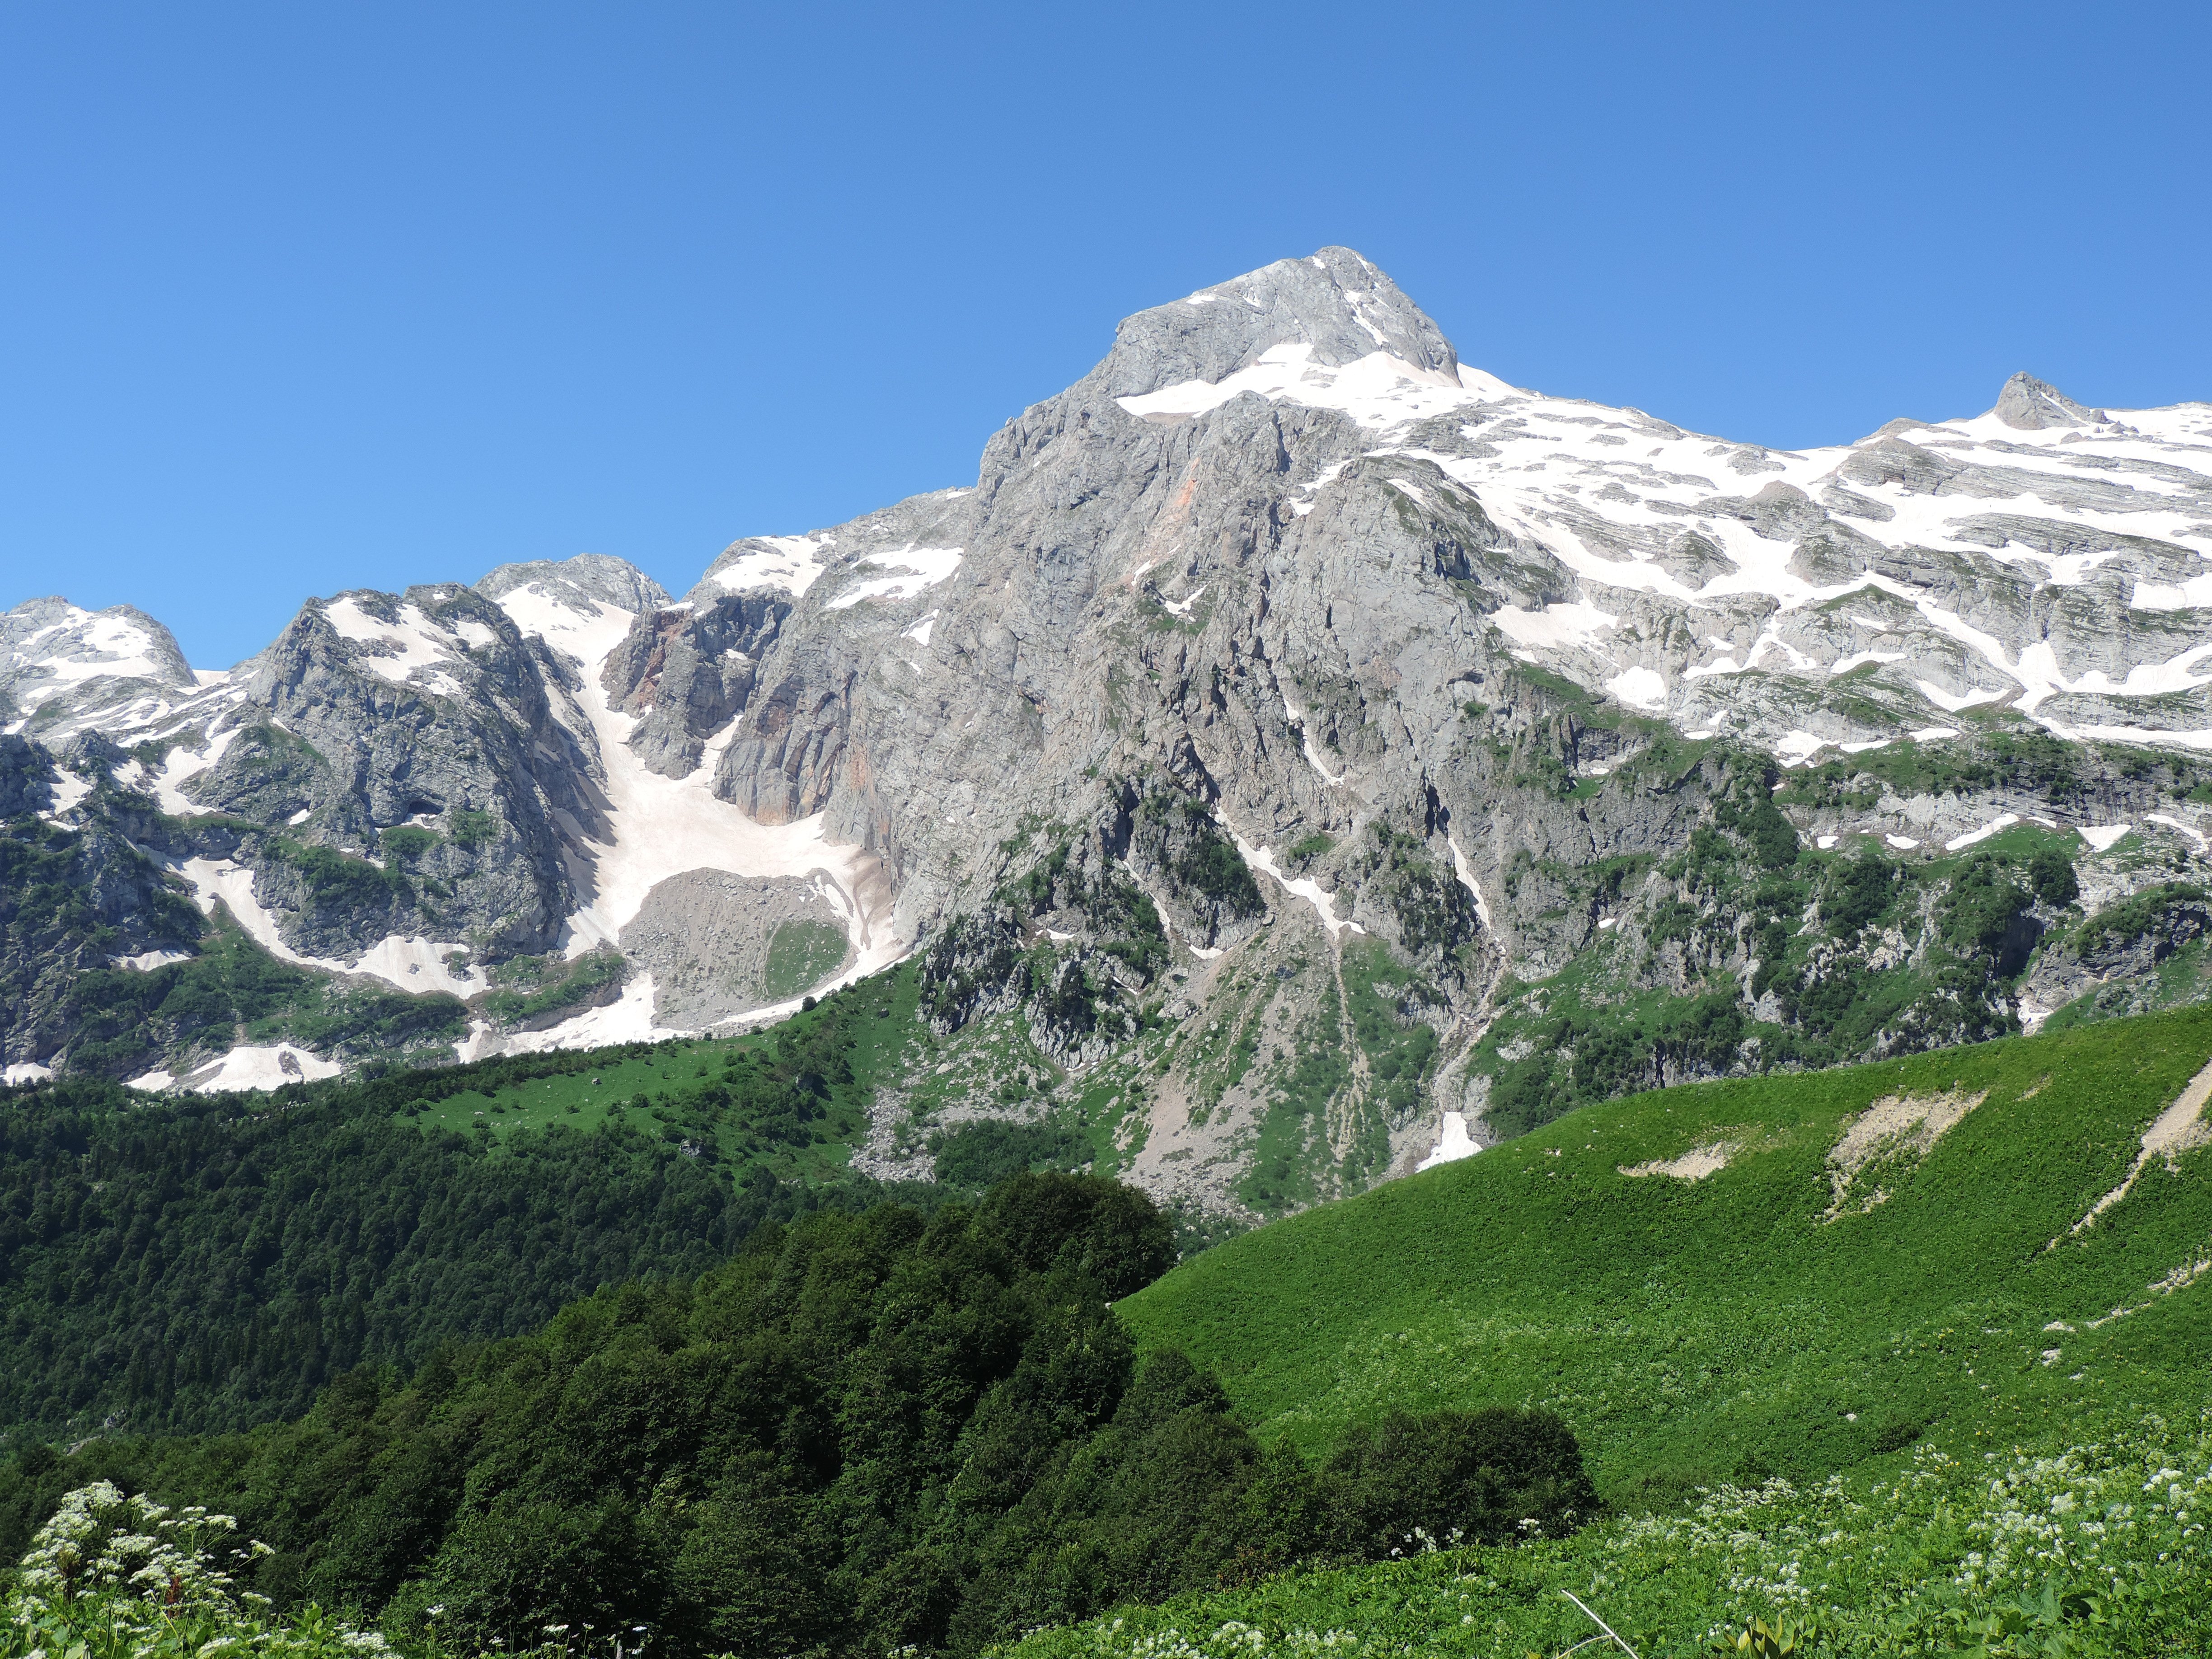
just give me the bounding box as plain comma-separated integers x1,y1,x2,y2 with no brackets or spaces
1,596,205,740
10,247,2212,1218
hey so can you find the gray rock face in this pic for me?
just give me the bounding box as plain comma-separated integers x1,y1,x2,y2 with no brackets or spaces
602,595,790,777
151,581,614,962
478,553,671,615
0,733,53,817
620,868,854,1026
13,247,2212,1221
1993,371,2108,431
1095,245,1459,398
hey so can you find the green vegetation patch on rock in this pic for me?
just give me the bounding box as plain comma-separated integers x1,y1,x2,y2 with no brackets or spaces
760,915,849,999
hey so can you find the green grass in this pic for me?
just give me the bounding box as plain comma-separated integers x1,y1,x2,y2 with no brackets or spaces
1005,1408,2212,1658
406,1039,751,1139
402,962,928,1183
1116,1005,2212,1502
761,916,850,998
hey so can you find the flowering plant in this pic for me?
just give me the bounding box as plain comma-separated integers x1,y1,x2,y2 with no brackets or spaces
3,1483,384,1659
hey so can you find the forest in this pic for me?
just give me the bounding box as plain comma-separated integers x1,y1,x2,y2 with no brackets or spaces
0,1173,1595,1658
0,984,923,1437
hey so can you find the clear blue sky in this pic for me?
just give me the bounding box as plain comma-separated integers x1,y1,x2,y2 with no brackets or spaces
4,2,2207,668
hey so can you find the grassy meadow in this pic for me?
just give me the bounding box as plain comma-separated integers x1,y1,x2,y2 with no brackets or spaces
1016,1005,2212,1655
1118,1005,2212,1498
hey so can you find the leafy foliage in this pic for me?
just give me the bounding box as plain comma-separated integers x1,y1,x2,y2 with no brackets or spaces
62,914,468,1079
0,1019,904,1437
479,950,627,1029
930,1120,1089,1188
0,1179,1595,1659
1005,1411,2212,1659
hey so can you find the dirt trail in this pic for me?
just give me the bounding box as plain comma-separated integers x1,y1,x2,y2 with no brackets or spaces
2067,1054,2212,1237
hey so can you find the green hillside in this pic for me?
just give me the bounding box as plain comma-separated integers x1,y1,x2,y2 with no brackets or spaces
1118,1006,2212,1501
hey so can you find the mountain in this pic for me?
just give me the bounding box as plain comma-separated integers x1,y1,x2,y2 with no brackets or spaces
9,246,2212,1224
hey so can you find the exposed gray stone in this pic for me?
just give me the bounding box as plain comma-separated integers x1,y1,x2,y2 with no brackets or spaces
620,867,854,1027
1993,371,2108,431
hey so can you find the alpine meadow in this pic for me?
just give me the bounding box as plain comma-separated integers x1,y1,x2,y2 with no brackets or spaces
8,166,2212,1657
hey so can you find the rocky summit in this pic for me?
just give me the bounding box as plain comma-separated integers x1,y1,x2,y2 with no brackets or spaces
10,246,2212,1221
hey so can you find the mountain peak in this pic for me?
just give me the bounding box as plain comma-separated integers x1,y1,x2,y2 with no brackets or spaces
1992,371,2107,431
476,553,671,616
1093,246,1459,399
1,595,196,691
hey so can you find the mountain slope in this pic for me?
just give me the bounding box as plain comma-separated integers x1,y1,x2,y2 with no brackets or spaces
1115,1004,2212,1493
11,247,2212,1222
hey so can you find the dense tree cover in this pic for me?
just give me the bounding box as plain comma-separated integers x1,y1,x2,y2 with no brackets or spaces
0,1175,1597,1658
0,982,918,1439
0,1093,868,1440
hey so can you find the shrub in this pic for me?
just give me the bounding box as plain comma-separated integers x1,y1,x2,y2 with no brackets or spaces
2027,847,2079,907
1321,1407,1602,1553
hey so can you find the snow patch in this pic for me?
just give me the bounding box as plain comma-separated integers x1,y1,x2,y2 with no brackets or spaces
1416,1111,1481,1172
1915,681,2008,714
1280,694,1345,786
3,1063,53,1085
1945,813,2021,852
134,1043,342,1094
5,605,170,687
1492,600,1617,653
1113,342,1470,430
1232,834,1364,939
150,726,240,816
43,772,93,818
703,534,835,598
1446,833,1492,928
117,949,191,972
1161,586,1206,618
321,598,472,696
2146,812,2209,850
2079,823,2132,851
501,975,670,1052
489,581,909,1042
175,857,487,995
825,546,963,611
1605,665,1667,712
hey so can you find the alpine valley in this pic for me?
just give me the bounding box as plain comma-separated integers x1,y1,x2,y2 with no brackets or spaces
9,248,2212,1658
12,247,2212,1219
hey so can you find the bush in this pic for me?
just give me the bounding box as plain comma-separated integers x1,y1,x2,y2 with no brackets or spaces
3,1481,386,1659
446,807,497,849
1322,1407,1601,1553
2028,847,2079,907
376,825,439,861
930,1120,1088,1188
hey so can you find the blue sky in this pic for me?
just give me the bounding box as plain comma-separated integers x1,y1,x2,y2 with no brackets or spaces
3,2,2207,668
